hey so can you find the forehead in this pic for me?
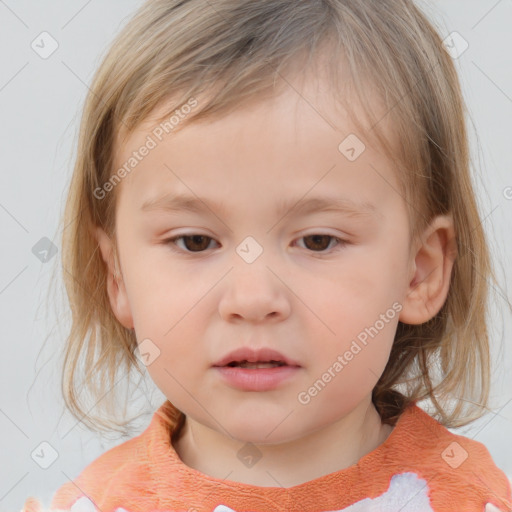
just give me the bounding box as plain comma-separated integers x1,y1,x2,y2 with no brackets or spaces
111,70,401,216
115,53,396,159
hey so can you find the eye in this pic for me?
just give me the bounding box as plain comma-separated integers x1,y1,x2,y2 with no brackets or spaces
164,233,348,254
295,234,347,252
165,234,218,253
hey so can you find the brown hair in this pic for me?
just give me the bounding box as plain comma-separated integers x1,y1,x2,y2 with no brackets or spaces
57,0,505,434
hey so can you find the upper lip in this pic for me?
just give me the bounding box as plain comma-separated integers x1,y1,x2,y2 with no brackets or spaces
212,347,301,367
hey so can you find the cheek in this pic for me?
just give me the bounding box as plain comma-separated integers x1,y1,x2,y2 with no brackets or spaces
303,314,398,416
330,311,398,375
122,252,210,332
121,253,211,360
138,316,207,404
308,245,406,373
313,259,398,330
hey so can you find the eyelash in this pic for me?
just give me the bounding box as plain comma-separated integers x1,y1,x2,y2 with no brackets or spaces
162,233,349,255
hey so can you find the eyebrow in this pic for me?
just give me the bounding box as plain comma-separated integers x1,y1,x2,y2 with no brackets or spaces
140,192,380,219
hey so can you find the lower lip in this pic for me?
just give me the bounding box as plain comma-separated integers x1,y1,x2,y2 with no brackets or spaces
213,365,300,391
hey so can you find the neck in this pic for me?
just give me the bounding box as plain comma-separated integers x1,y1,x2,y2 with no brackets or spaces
172,399,394,487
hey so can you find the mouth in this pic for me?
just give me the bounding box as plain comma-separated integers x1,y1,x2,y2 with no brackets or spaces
223,360,288,369
212,347,301,369
212,348,301,391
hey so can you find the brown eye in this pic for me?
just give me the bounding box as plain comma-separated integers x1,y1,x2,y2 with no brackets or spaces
299,234,343,252
166,234,217,252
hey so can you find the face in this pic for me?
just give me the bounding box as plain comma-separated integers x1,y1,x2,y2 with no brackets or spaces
102,78,418,445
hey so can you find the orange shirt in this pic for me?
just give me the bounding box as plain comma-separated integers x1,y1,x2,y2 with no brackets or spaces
23,400,512,512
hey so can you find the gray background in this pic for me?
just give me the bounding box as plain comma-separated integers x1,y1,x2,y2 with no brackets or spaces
1,1,511,510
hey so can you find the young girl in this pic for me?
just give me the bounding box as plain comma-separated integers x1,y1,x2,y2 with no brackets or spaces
22,0,511,511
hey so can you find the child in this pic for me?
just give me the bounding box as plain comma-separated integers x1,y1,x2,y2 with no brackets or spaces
22,0,511,511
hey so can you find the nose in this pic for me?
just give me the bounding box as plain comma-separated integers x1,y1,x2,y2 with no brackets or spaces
217,260,291,324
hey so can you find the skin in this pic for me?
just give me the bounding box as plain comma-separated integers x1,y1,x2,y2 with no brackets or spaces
95,71,456,487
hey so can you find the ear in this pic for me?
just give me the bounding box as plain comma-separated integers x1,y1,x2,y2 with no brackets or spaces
93,226,134,330
399,215,457,325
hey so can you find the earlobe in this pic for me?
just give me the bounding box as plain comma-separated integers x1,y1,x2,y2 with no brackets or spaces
399,215,457,325
93,226,134,330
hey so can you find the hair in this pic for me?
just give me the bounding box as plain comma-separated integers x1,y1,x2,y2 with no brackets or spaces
57,0,505,435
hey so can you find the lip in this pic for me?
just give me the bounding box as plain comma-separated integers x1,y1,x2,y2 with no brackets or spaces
212,346,301,368
211,346,301,392
214,365,300,391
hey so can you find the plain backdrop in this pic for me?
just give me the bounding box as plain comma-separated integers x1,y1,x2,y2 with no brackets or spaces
1,1,511,511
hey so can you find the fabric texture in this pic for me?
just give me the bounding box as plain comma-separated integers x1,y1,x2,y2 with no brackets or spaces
22,400,512,512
